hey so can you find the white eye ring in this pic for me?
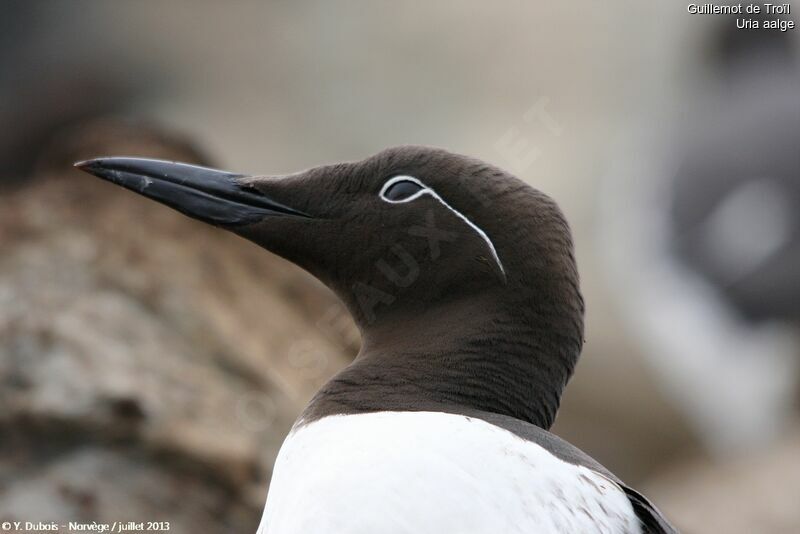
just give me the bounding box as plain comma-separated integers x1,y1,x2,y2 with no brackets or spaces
377,175,506,278
379,175,430,203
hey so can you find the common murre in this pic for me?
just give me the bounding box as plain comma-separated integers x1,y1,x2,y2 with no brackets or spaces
76,146,676,534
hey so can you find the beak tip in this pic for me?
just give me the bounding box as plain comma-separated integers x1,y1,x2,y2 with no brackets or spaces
73,159,102,174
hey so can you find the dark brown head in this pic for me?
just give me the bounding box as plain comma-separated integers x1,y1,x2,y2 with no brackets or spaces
76,146,584,427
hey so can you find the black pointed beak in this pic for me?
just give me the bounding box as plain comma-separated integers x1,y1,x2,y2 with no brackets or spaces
74,157,309,226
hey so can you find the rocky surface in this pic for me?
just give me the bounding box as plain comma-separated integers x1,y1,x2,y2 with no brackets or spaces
0,121,357,533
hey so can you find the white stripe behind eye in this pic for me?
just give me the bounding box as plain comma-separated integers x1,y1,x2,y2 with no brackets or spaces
379,175,505,277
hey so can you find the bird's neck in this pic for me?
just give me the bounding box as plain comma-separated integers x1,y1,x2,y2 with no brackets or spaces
300,294,580,429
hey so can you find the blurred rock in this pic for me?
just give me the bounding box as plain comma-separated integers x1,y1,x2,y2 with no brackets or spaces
0,120,356,533
0,447,256,533
34,119,211,177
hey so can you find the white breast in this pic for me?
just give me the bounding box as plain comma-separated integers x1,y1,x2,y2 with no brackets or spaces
257,411,641,534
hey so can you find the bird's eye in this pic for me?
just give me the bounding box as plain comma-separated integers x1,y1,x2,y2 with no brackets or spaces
381,177,425,202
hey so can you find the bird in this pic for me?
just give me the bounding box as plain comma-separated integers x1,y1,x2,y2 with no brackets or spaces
598,16,800,455
76,146,676,534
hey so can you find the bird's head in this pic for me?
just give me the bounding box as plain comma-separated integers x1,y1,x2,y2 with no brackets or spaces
77,146,582,349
